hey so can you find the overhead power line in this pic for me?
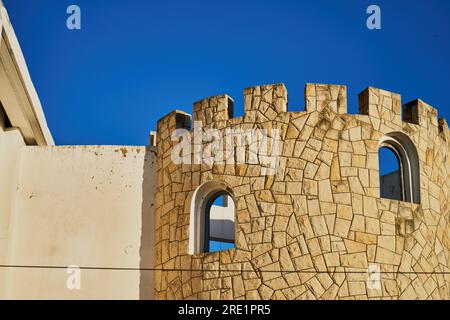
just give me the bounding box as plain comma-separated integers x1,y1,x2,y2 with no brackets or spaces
0,264,449,275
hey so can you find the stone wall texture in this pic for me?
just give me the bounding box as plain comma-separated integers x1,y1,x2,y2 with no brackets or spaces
154,83,449,300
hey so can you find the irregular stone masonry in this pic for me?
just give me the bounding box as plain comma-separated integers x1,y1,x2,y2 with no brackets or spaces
154,83,449,300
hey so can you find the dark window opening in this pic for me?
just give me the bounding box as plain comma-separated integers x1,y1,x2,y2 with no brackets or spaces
204,192,235,253
379,146,403,201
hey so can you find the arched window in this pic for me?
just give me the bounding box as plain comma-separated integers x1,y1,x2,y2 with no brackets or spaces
205,192,235,252
379,132,420,204
189,181,236,254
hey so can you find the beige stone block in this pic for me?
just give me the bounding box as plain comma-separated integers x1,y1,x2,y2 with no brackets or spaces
260,262,281,281
276,203,294,216
324,252,340,267
272,181,286,194
348,177,365,194
363,196,378,218
331,239,346,252
375,247,401,265
286,124,300,139
302,179,318,196
331,182,349,194
348,281,366,296
322,284,339,300
352,141,366,155
295,236,308,256
288,242,302,258
324,214,336,235
339,140,353,152
286,182,302,195
352,154,366,168
285,168,302,181
344,239,367,253
382,279,399,297
287,157,306,170
317,150,333,166
355,232,377,245
380,222,396,236
337,204,353,220
304,162,319,179
273,194,291,204
411,278,428,300
399,284,417,300
251,217,266,232
330,156,341,180
315,162,330,180
341,167,358,177
334,193,351,205
293,254,314,270
244,278,263,291
339,152,352,167
301,147,319,162
377,235,396,252
317,273,334,291
321,202,337,215
306,199,320,216
258,284,274,300
367,244,376,262
287,215,301,238
423,277,437,296
323,138,338,153
366,153,378,169
338,281,349,298
350,215,366,232
245,194,260,218
306,277,326,298
255,190,274,202
340,252,368,268
310,216,329,236
318,180,333,203
272,232,286,248
279,247,295,272
365,217,381,235
349,127,362,141
334,218,351,238
273,216,289,232
298,215,315,240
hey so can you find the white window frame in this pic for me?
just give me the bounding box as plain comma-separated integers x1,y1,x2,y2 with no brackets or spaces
379,132,421,204
189,181,235,254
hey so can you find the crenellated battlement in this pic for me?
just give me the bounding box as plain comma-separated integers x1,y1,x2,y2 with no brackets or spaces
243,83,288,122
305,83,347,114
358,87,402,128
193,94,234,127
156,83,448,137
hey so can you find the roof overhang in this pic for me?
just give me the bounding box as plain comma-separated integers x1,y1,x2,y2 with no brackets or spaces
0,6,54,146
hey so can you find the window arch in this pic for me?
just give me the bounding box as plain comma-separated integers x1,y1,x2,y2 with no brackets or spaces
378,132,420,204
189,181,236,254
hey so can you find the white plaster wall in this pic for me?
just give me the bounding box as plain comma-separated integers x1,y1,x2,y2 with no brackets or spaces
1,145,156,300
0,126,24,288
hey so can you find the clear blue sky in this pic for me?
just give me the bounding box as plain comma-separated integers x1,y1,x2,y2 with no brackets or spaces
4,0,450,146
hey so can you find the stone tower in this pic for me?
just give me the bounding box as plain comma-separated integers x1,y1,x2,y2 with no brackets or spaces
154,83,449,300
